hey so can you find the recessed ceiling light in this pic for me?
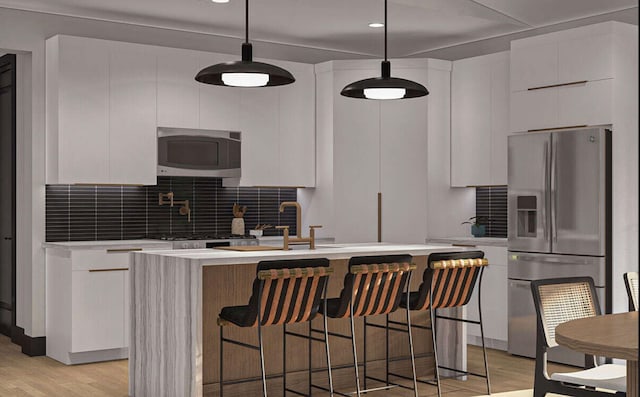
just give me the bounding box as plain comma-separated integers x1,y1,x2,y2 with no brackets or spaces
211,0,229,3
368,22,384,28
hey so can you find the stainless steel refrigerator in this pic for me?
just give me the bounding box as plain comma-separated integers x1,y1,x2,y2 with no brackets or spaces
507,127,611,367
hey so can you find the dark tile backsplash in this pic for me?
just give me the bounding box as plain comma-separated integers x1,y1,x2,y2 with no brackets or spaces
475,186,507,238
46,177,297,242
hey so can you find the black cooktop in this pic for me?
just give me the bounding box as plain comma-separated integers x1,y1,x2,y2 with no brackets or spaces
147,233,255,241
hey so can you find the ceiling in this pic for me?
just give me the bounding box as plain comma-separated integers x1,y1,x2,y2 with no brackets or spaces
0,0,637,59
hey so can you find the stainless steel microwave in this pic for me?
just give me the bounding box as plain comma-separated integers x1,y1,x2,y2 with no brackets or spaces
157,128,241,178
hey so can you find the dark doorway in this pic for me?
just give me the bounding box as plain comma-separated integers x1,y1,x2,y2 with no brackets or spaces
0,53,17,337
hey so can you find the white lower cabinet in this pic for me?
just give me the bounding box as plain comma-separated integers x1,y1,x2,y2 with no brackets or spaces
465,245,508,350
71,270,126,352
46,244,170,364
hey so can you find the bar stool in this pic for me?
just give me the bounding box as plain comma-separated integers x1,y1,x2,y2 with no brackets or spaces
386,251,490,397
218,258,333,397
316,254,418,397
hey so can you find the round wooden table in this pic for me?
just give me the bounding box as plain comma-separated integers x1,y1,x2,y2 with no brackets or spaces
556,311,638,396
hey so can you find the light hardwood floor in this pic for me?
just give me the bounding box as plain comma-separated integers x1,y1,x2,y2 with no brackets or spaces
0,335,573,396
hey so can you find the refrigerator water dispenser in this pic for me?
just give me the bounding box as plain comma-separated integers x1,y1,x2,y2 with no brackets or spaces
516,196,537,237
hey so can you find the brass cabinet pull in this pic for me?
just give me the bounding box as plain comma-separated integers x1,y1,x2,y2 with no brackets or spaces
106,248,143,253
377,192,382,243
528,125,587,133
527,80,587,91
89,268,128,272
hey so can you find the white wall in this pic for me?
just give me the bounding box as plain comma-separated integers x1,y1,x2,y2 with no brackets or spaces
611,23,639,313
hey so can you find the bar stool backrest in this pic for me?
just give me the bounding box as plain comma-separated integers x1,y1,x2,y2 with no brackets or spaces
411,251,487,311
245,258,332,327
624,272,639,311
530,277,600,348
333,255,414,318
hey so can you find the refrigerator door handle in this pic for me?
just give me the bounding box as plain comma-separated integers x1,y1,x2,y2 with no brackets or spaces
550,136,558,244
543,141,550,243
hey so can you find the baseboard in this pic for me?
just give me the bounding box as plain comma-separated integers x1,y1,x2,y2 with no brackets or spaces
11,326,46,356
468,334,508,351
66,348,128,365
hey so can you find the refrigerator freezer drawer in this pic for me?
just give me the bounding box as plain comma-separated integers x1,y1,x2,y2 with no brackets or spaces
507,252,606,286
507,279,605,366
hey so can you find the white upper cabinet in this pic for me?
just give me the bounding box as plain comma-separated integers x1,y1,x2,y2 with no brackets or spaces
451,51,509,186
277,61,316,187
510,40,558,92
47,36,157,185
46,36,315,187
558,33,613,84
109,42,157,185
509,22,619,132
198,53,241,132
557,79,613,128
227,59,315,187
156,48,199,129
490,54,510,186
238,88,280,187
47,36,110,184
510,88,559,132
511,23,614,92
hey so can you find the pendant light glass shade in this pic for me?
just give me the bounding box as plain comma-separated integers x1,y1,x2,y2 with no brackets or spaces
340,0,428,100
195,1,295,87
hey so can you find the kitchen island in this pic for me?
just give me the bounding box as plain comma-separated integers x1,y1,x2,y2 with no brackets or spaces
129,243,469,397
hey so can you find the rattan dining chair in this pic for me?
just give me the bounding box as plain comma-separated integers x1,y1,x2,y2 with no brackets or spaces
318,255,418,397
218,258,333,397
386,250,490,397
531,277,627,397
623,272,638,311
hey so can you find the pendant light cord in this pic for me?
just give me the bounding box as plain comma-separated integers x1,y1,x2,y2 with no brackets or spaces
384,0,388,62
245,0,249,43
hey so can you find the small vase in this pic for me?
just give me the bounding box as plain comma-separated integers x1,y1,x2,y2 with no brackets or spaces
471,224,486,238
231,218,245,235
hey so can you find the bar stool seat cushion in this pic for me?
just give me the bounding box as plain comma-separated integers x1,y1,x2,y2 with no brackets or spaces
319,298,346,319
399,292,422,310
220,305,253,327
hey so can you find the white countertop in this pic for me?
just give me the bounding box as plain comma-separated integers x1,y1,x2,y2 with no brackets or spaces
43,239,173,250
426,237,507,247
134,242,465,266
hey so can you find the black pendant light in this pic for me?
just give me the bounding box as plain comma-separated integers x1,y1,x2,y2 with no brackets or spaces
195,0,295,87
341,0,428,100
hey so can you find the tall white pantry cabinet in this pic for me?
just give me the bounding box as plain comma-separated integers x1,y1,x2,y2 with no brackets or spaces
307,59,457,244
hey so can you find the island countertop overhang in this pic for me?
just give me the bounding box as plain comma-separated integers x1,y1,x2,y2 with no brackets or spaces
131,242,462,266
